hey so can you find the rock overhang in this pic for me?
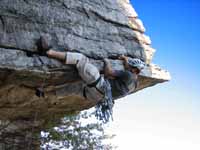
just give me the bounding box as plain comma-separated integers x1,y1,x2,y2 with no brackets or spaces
0,0,170,120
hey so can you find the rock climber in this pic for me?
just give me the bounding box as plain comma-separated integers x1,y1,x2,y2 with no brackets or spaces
36,36,145,122
104,55,145,99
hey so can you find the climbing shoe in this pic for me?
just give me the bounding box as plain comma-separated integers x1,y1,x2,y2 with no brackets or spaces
37,36,52,56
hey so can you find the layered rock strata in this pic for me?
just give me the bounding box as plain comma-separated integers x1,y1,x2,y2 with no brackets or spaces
0,0,170,123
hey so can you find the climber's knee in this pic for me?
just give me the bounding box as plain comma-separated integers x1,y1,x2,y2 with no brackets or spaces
65,52,88,65
65,52,99,84
80,63,100,84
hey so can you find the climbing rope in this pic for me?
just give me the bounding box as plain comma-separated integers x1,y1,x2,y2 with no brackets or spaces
95,79,114,123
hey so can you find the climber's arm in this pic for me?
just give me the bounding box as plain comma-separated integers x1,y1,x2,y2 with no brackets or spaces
104,59,117,79
104,59,126,79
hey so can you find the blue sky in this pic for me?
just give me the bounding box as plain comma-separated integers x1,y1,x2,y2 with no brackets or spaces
130,0,200,105
111,1,200,149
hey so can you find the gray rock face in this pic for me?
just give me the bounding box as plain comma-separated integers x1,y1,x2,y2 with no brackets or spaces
0,0,171,148
0,0,147,59
0,0,170,123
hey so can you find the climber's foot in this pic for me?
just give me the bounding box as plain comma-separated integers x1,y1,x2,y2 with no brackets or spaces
36,36,52,56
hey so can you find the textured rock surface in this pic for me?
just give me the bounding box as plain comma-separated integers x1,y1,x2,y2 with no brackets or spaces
0,0,170,123
0,0,171,147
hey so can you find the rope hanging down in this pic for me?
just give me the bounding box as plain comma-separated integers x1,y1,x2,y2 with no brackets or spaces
95,79,114,123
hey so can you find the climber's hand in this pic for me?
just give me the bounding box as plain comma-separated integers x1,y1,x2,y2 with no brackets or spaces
119,55,128,61
119,55,130,70
118,55,125,60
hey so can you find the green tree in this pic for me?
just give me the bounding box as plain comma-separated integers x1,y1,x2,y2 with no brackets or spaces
40,110,116,150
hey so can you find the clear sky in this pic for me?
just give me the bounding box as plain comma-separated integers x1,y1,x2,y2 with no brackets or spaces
109,0,200,149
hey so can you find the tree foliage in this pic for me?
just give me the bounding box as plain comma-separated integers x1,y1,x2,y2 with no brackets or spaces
40,110,116,150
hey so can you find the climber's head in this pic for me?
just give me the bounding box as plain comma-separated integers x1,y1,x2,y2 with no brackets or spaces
127,58,145,75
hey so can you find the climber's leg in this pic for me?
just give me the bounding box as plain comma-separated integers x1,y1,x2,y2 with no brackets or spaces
103,59,115,79
46,49,66,61
65,52,105,101
77,59,100,84
65,52,87,65
46,50,100,84
65,52,100,84
46,50,86,65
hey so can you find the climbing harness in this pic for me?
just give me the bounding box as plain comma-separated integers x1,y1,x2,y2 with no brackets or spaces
83,76,103,99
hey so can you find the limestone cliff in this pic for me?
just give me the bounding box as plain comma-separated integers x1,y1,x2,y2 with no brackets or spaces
0,0,170,120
